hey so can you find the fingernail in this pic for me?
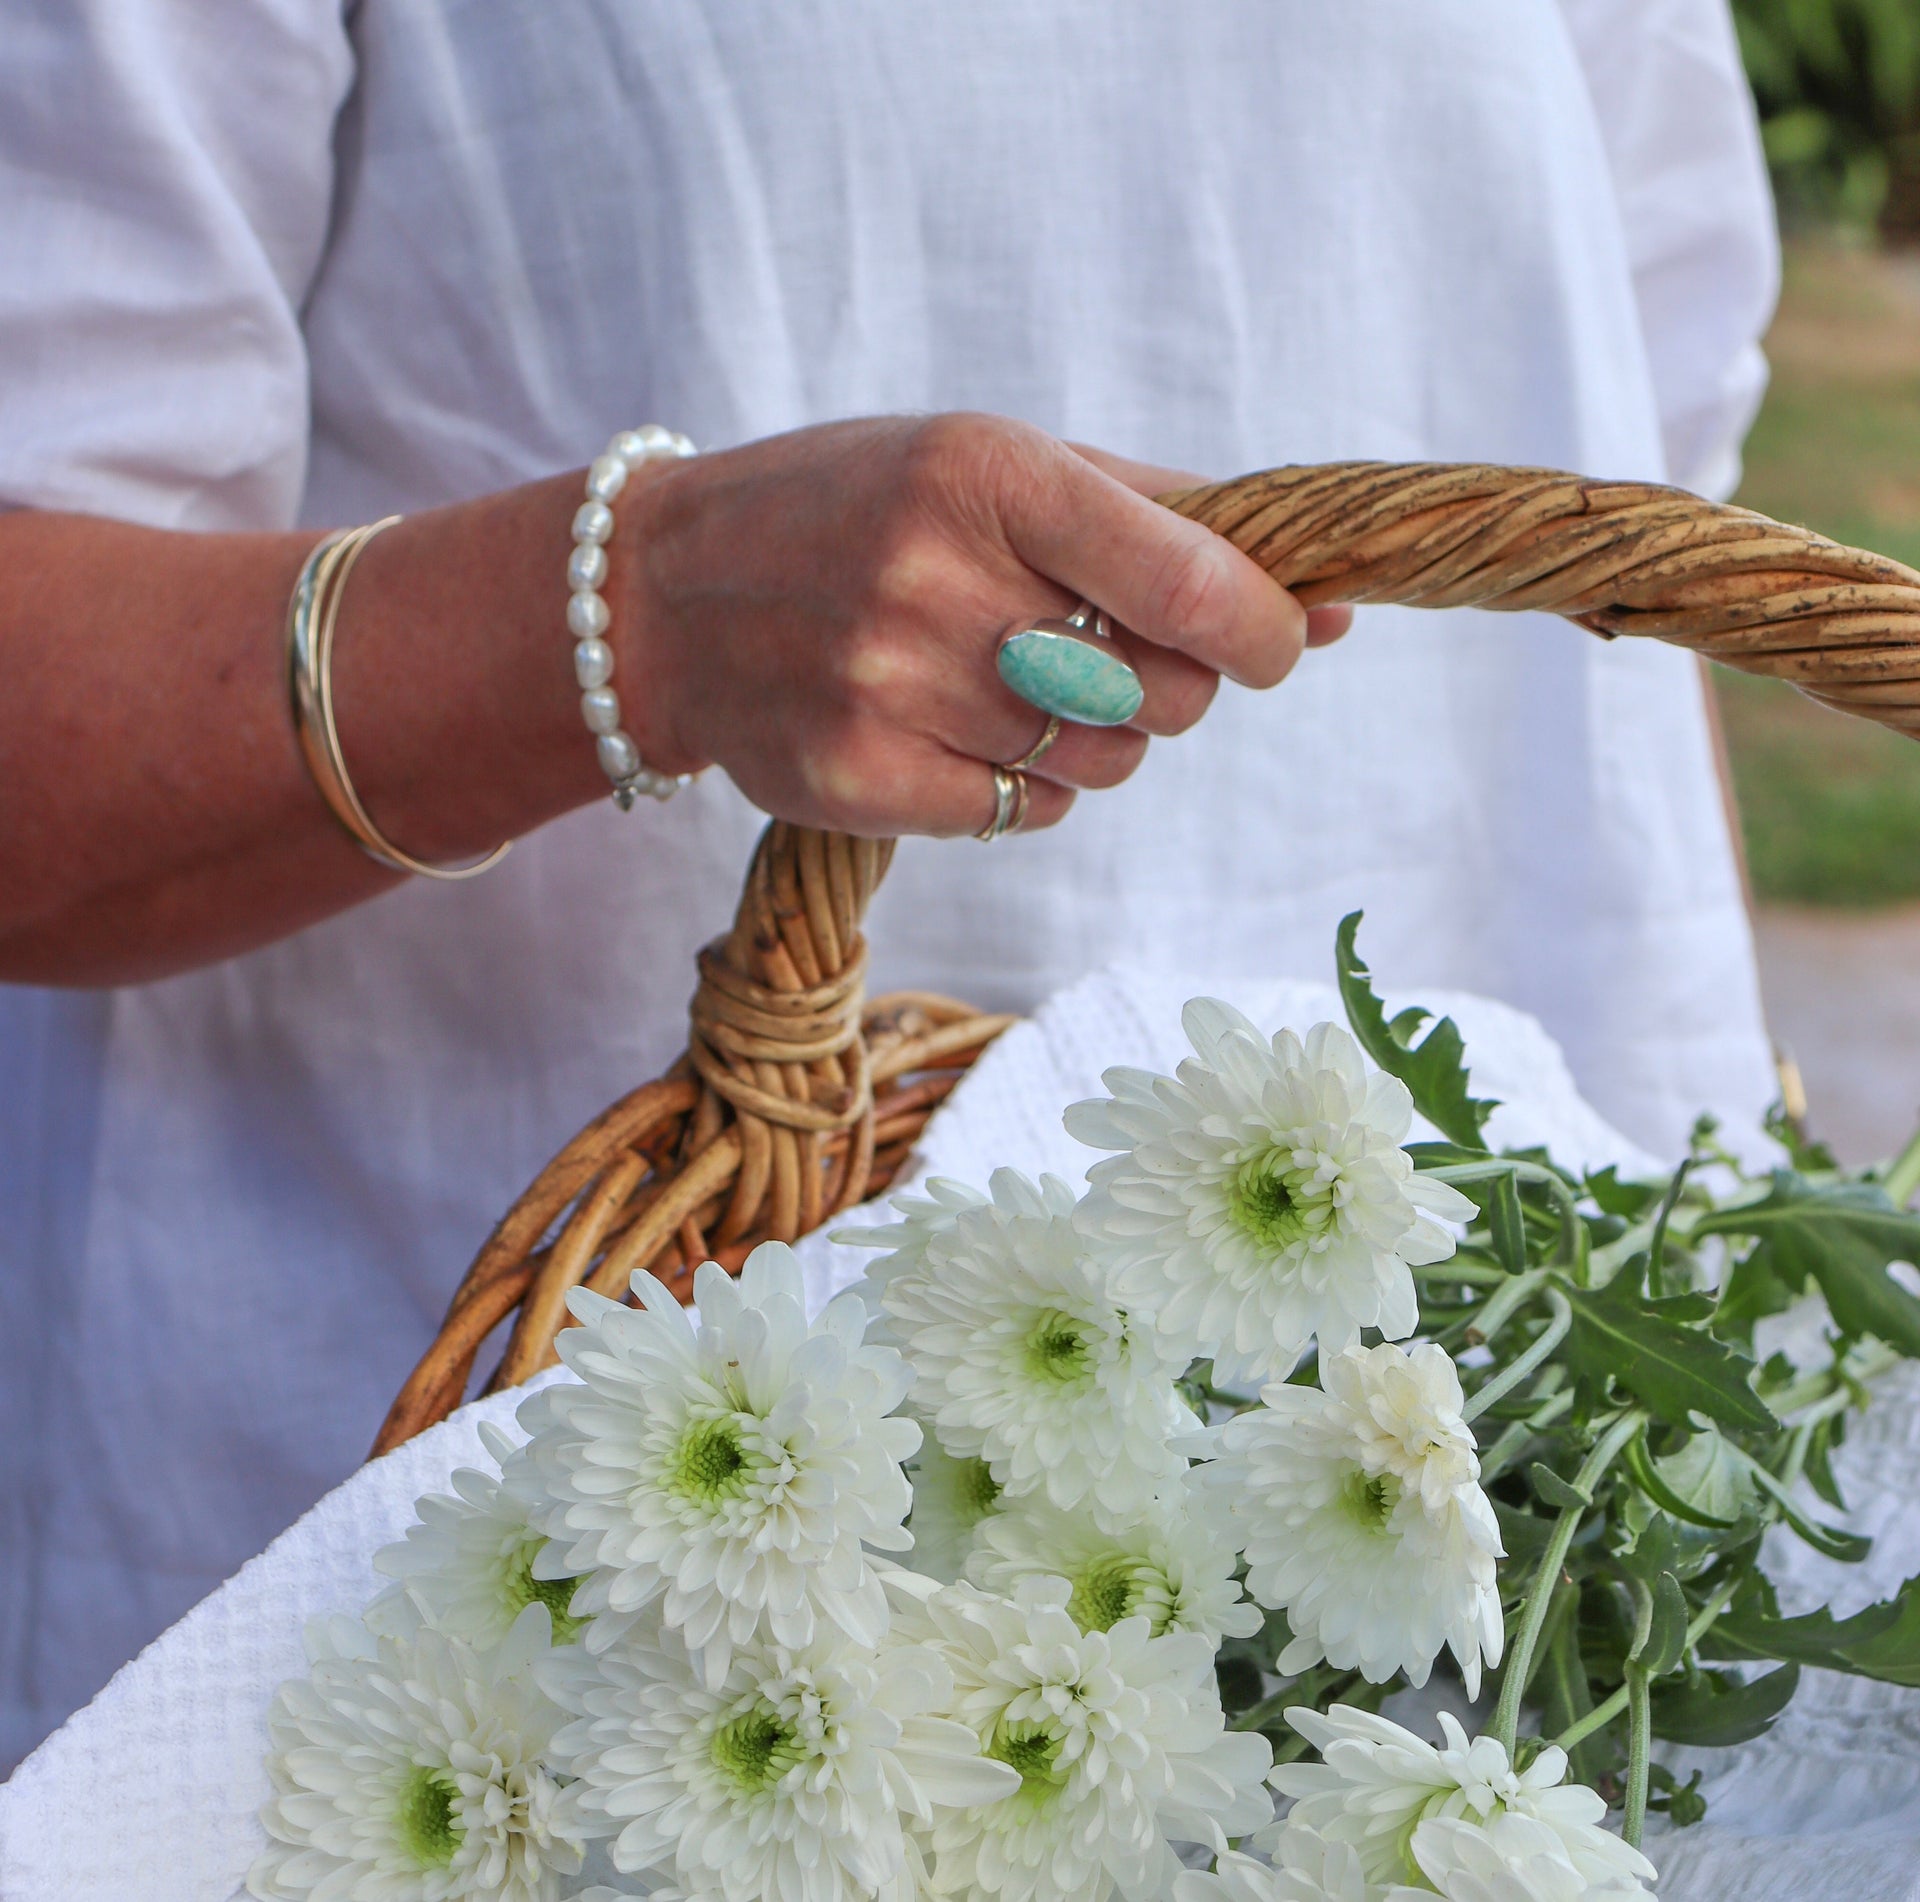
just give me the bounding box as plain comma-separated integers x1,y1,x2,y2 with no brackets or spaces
997,622,1144,726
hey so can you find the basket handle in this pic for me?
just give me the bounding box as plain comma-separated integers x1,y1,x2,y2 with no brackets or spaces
370,461,1918,1455
1167,461,1920,730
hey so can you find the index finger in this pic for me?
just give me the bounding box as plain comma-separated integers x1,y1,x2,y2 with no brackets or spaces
1005,437,1308,690
1067,440,1354,653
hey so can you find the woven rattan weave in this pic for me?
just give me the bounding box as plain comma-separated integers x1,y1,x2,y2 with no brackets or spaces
371,460,1920,1455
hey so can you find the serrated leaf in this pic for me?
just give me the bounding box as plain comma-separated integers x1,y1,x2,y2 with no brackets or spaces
1650,1665,1800,1746
1711,1239,1795,1347
1710,1574,1920,1685
1563,1262,1775,1433
1335,912,1496,1151
1697,1174,1920,1359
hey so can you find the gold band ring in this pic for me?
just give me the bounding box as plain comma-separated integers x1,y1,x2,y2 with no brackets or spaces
975,765,1030,842
1005,713,1063,772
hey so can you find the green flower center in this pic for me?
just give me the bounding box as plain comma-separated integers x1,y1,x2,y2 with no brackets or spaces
674,1418,751,1503
1228,1148,1324,1251
396,1765,462,1869
957,1457,1001,1519
988,1719,1068,1807
504,1536,585,1644
1341,1464,1403,1532
1022,1309,1093,1386
1070,1554,1145,1633
710,1705,803,1794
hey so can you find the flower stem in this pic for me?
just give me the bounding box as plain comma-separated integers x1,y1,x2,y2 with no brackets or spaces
1490,1410,1643,1752
1463,1267,1548,1349
1884,1116,1920,1208
1550,1576,1739,1752
1645,1159,1693,1300
1622,1665,1652,1847
1478,1388,1575,1485
1463,1287,1573,1424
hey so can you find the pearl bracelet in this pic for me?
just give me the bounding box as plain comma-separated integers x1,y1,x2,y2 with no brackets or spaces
570,425,698,808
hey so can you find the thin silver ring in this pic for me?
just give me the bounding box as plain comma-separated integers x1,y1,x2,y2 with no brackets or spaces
975,765,1028,842
1005,713,1063,771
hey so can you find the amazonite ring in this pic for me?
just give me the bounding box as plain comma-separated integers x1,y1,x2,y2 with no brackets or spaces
996,601,1145,728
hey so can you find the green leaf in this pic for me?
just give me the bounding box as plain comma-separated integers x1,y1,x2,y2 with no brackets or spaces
1335,913,1496,1151
1653,1428,1757,1527
1623,1432,1737,1529
1650,1665,1800,1747
1530,1462,1594,1513
1493,1499,1555,1566
1637,1571,1691,1676
1696,1174,1920,1359
1710,1574,1920,1686
1648,1763,1708,1828
1804,1414,1848,1512
1738,1455,1872,1564
1563,1262,1775,1434
1489,1173,1528,1278
1711,1239,1795,1347
1587,1166,1661,1222
1537,1587,1610,1785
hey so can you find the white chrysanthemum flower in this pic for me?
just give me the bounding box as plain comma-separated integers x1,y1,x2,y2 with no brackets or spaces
1173,1831,1373,1902
847,1170,1199,1530
841,1176,989,1346
907,1428,1005,1583
916,1575,1274,1902
541,1614,1016,1902
1067,1003,1475,1384
250,1605,583,1902
1212,1341,1503,1694
1402,1812,1656,1902
519,1242,918,1687
370,1423,586,1648
1272,1707,1656,1897
967,1494,1260,1647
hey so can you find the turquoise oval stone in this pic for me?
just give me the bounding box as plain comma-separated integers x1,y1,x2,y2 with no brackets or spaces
997,626,1144,727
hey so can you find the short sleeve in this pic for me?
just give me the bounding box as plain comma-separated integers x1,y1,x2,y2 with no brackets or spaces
1556,0,1780,499
0,0,354,530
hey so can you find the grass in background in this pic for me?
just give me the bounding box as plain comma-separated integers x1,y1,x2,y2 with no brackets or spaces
1716,237,1920,906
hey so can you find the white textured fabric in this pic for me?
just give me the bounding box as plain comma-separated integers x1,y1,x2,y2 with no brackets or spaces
0,0,1780,1761
3,964,1914,1901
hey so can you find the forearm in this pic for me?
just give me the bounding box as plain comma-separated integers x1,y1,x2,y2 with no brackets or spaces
0,471,622,985
0,414,1335,989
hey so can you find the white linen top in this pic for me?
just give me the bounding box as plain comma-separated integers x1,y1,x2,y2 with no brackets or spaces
0,0,1777,1764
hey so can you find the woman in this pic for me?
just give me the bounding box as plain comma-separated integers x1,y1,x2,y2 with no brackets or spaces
0,0,1776,1765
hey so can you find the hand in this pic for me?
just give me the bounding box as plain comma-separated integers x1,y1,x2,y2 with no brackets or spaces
615,413,1351,838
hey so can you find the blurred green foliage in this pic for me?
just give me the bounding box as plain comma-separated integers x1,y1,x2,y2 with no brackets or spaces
1735,0,1920,238
1717,240,1920,905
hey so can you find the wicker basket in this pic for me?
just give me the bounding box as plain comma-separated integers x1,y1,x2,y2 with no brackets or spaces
371,459,1920,1456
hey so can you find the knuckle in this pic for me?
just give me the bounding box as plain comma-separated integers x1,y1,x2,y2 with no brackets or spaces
799,722,892,827
900,412,1054,532
837,625,914,706
1146,533,1237,647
